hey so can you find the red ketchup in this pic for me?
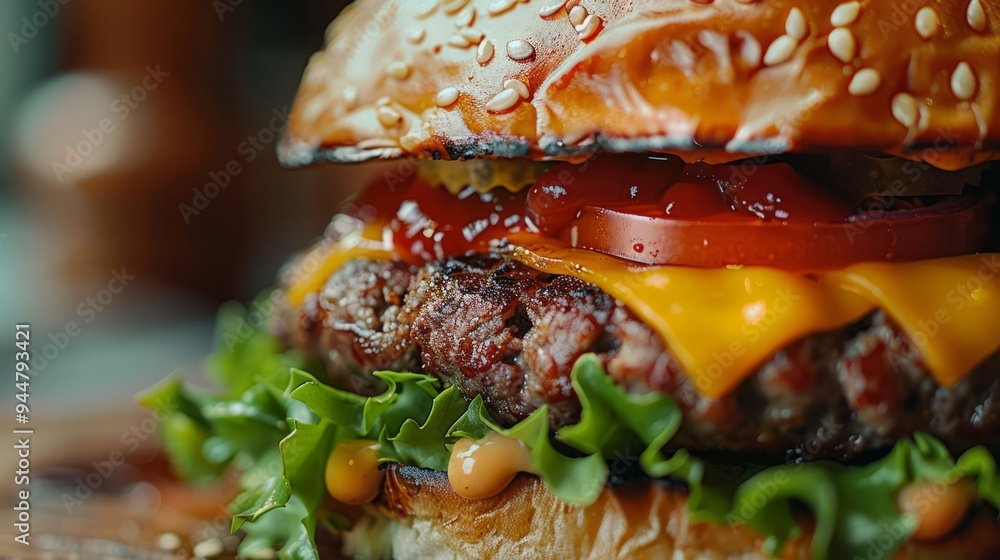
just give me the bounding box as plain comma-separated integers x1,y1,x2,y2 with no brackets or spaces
343,176,530,264
339,154,862,266
526,153,856,236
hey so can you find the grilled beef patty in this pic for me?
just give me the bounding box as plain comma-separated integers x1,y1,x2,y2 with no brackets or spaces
276,254,1000,462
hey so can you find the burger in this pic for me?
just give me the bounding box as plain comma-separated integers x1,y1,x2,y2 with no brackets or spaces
143,0,1000,558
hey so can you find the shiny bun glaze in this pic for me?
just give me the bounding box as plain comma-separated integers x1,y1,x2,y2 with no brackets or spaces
379,464,1000,559
280,0,1000,169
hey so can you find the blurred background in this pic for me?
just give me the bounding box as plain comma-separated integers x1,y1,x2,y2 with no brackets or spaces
0,1,378,554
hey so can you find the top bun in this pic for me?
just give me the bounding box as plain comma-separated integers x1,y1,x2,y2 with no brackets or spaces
279,0,1000,169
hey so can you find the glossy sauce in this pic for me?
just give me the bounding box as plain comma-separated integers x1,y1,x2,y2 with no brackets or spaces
447,433,534,500
346,176,531,265
897,480,974,540
526,153,857,235
325,439,384,505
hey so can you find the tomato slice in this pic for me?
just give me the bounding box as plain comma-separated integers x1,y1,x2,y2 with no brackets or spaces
565,201,990,268
527,154,992,269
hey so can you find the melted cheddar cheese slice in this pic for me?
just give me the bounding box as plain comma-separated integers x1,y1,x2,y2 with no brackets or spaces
511,239,875,398
827,254,1000,387
286,223,393,307
287,229,1000,398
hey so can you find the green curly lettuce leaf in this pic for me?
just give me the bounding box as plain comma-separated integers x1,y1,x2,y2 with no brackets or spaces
208,299,301,398
138,378,227,483
231,475,291,531
727,431,1000,560
957,445,1000,509
273,420,336,560
379,385,469,472
557,354,681,465
143,304,1000,560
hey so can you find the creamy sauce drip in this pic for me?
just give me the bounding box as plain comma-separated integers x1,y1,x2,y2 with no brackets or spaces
448,433,535,500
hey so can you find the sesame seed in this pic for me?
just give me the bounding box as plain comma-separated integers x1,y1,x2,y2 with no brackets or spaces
786,8,808,40
504,78,530,99
827,28,856,63
848,68,881,96
967,0,987,32
576,14,602,41
377,105,403,127
442,0,470,15
506,39,535,60
356,138,399,150
192,539,225,559
435,87,460,107
737,31,762,68
477,39,495,64
951,62,977,100
415,0,438,19
539,0,567,17
486,88,521,112
447,34,471,48
386,61,410,80
461,28,485,43
406,28,427,44
763,35,797,66
891,93,919,128
569,5,587,26
376,96,392,107
831,1,861,27
455,6,476,27
914,7,939,39
488,0,517,16
155,533,182,552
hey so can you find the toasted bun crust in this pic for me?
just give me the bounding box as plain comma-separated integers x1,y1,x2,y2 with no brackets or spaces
281,0,1000,169
378,464,1000,560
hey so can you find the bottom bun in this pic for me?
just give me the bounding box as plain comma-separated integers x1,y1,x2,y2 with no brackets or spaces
376,464,1000,560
